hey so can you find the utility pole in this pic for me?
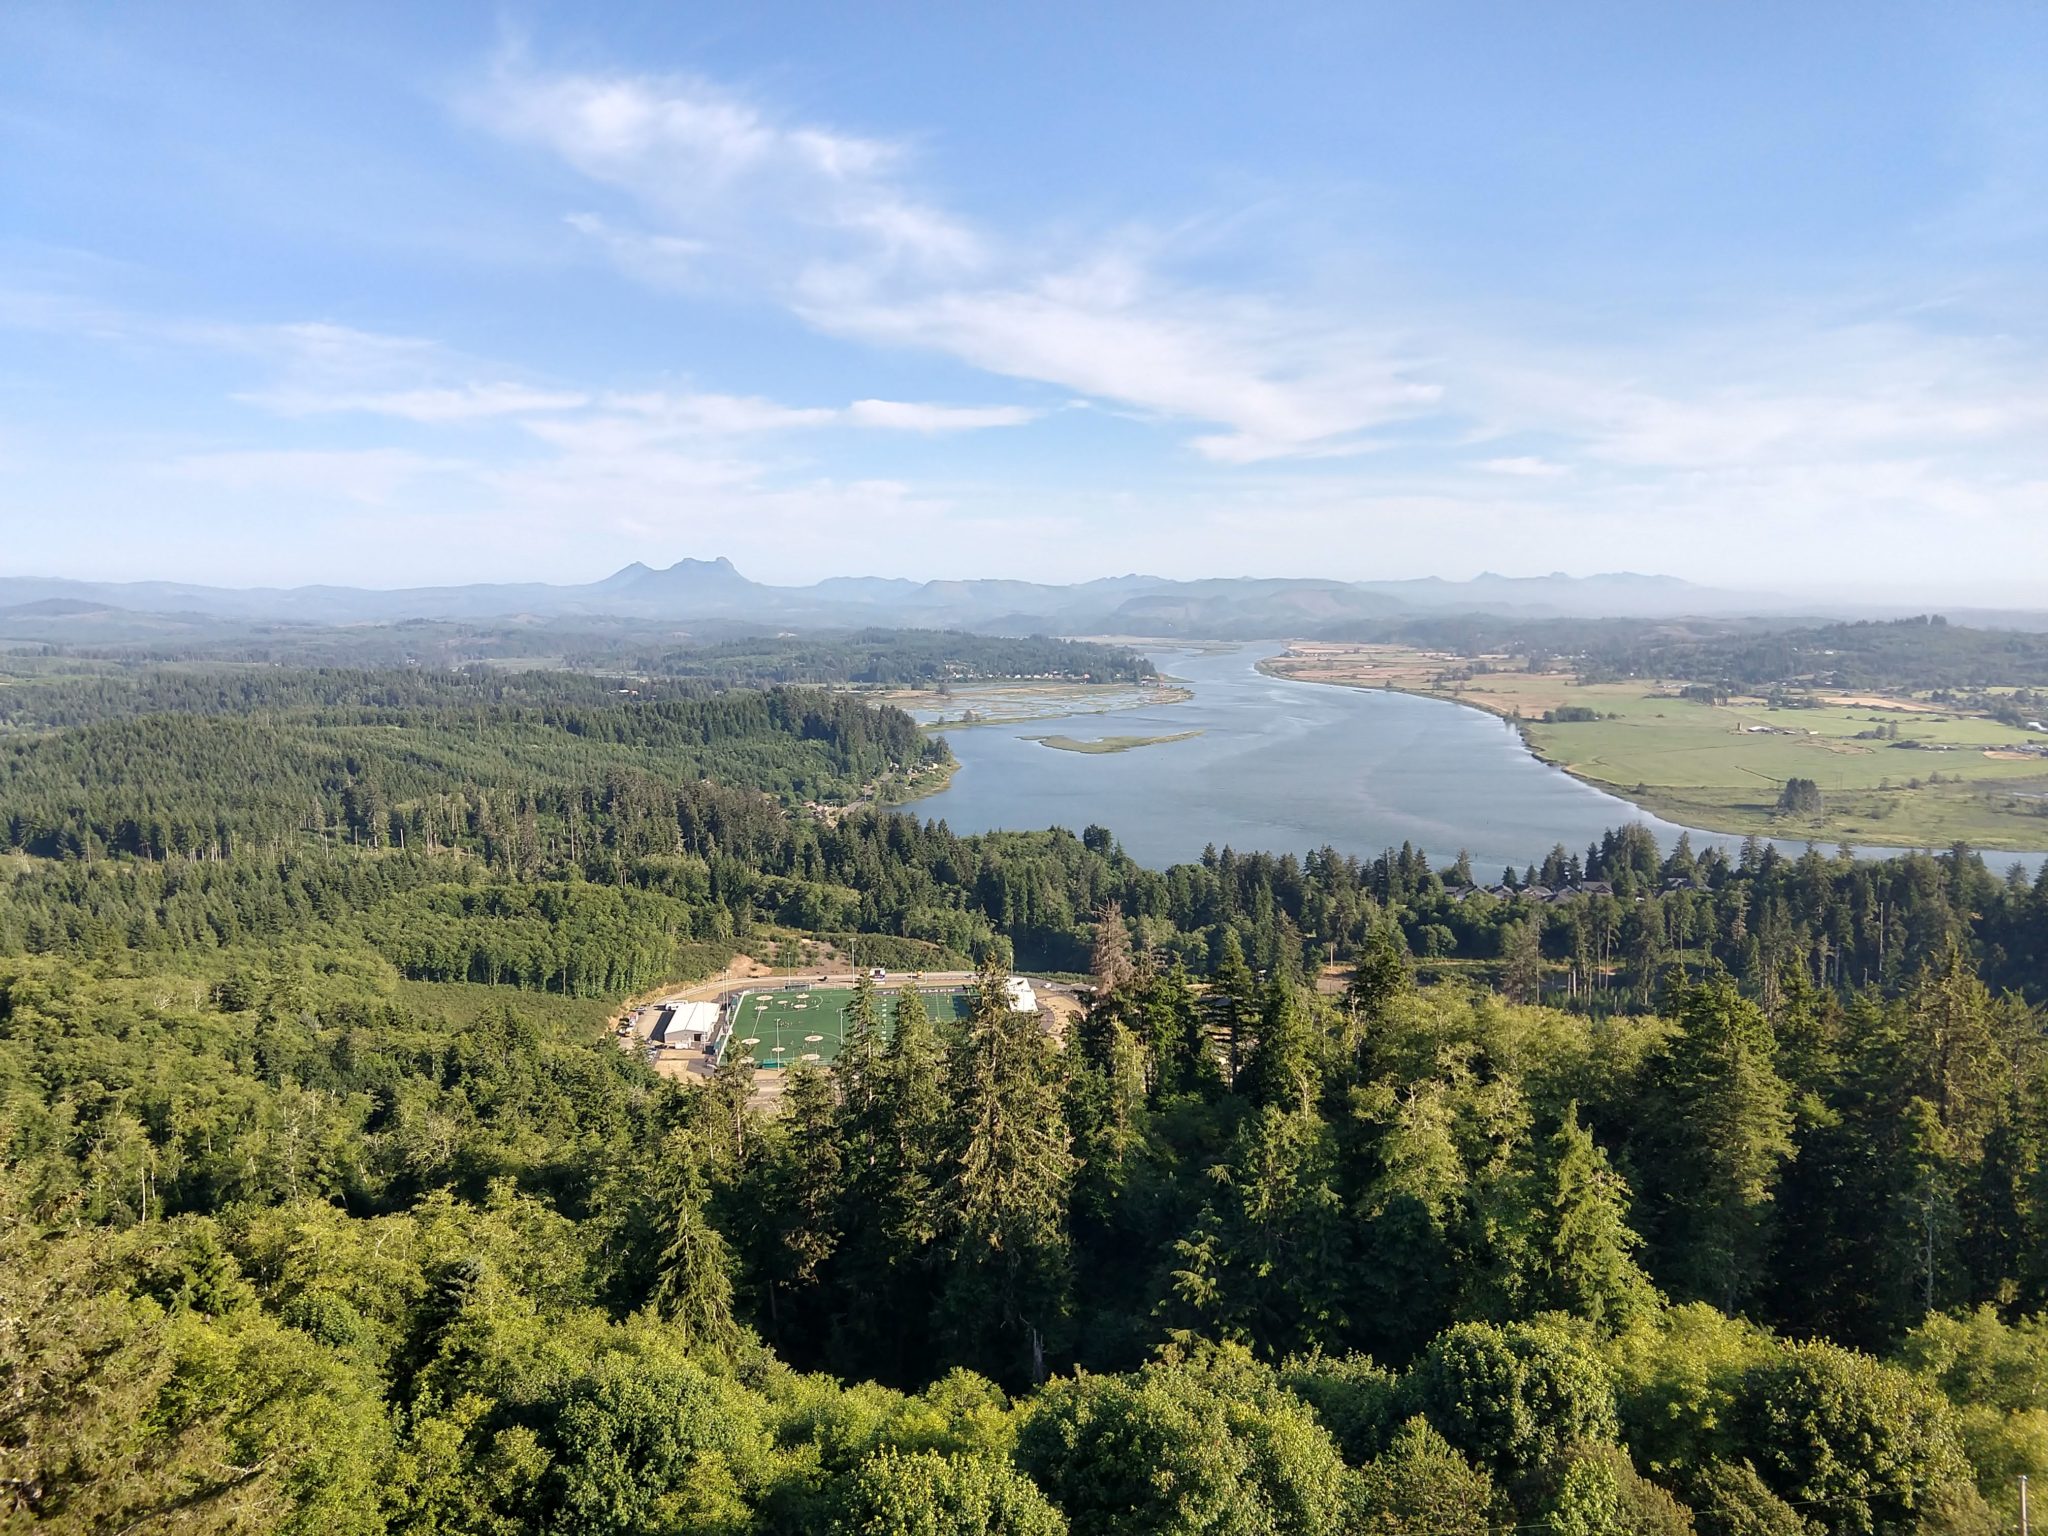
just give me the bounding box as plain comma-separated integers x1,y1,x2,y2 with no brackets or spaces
2018,1472,2027,1536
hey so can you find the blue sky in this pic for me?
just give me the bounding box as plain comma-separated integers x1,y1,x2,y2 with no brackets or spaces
4,3,2046,596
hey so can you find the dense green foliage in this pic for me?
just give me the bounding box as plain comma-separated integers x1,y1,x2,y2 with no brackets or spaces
5,662,2048,1533
1583,614,2048,694
1,678,942,859
4,624,1155,688
1370,610,2048,701
621,630,1156,688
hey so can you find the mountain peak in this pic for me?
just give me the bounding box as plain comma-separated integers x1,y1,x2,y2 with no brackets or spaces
594,561,654,590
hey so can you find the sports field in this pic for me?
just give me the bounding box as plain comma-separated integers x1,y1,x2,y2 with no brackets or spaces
721,985,974,1069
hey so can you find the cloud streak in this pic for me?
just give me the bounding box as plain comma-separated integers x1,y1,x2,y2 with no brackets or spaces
469,60,1443,464
467,55,981,276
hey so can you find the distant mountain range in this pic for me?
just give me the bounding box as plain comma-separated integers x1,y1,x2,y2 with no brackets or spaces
0,558,1799,641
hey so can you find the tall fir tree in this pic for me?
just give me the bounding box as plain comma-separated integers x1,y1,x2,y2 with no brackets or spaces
1208,926,1260,1083
1641,973,1796,1310
651,1137,740,1352
1168,1104,1349,1357
756,1062,843,1355
936,957,1075,1385
1089,902,1136,996
1536,1104,1659,1331
1241,978,1321,1114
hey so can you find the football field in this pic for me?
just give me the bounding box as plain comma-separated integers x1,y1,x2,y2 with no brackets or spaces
722,985,974,1068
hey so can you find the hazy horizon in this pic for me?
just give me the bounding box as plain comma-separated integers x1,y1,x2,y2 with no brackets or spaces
6,4,2047,600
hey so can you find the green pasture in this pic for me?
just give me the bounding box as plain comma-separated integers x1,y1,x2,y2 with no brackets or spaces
1519,683,2048,849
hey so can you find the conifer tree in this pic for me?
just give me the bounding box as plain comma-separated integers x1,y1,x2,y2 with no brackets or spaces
838,969,886,1165
937,956,1074,1384
653,1146,740,1351
1137,958,1218,1101
706,1045,757,1167
1346,926,1413,1031
1501,918,1545,1003
882,980,950,1218
1089,901,1136,996
1209,927,1259,1081
1240,978,1320,1114
1355,1077,1471,1356
831,980,949,1382
1539,1104,1659,1331
1168,1104,1348,1357
758,1062,842,1349
1641,974,1796,1310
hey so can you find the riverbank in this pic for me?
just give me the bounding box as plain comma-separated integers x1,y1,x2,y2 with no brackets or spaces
1260,645,2048,853
871,755,962,808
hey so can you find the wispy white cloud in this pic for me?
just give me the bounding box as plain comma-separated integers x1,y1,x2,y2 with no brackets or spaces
801,257,1441,462
1481,456,1568,478
157,447,456,503
561,212,707,287
841,399,1039,432
469,60,1439,463
522,390,1039,452
466,55,982,276
22,45,2048,594
247,382,591,421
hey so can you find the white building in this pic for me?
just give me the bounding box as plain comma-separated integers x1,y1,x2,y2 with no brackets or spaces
1004,976,1038,1014
659,1001,724,1050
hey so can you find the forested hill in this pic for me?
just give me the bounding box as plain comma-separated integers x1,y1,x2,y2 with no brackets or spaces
6,622,1161,684
5,657,2048,1535
1366,611,2048,695
615,629,1157,686
0,664,722,729
1570,614,2048,693
1,674,946,860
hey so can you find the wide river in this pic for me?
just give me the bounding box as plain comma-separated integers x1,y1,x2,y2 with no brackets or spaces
914,644,2048,874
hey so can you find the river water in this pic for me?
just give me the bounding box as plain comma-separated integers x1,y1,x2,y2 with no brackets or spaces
913,645,2047,875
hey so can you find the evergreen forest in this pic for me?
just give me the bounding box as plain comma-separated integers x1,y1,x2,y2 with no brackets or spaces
5,658,2048,1536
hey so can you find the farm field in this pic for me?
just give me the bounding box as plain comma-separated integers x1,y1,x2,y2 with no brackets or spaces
1266,643,2048,849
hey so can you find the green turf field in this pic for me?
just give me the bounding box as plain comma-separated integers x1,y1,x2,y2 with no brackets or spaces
722,985,974,1068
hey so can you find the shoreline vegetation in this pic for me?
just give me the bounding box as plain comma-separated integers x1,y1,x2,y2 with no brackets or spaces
1261,643,2048,852
1024,729,1205,755
841,753,963,814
